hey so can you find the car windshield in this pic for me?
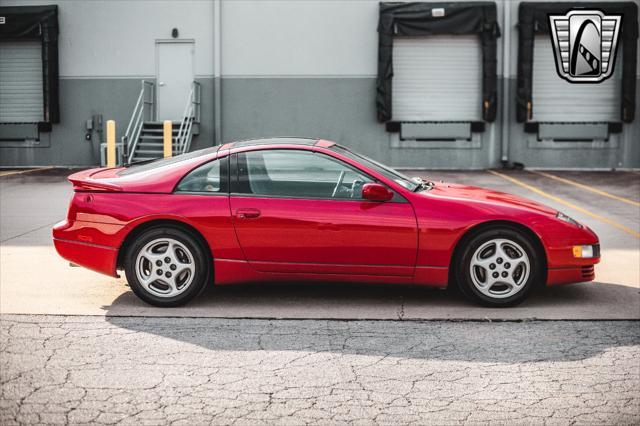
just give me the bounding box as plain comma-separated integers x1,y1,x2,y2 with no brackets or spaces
332,146,419,191
118,147,218,176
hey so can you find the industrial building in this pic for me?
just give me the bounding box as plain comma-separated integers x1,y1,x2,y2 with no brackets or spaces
0,0,638,169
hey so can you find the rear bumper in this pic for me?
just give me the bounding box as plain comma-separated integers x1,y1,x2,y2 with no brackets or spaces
53,219,119,277
53,238,119,277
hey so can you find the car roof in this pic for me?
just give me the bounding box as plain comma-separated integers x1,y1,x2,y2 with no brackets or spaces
120,138,337,176
218,137,335,151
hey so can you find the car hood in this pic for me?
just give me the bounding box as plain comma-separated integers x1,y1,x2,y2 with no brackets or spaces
419,182,558,216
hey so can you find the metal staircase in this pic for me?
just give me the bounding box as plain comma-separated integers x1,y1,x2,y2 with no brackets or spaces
130,122,181,162
121,80,201,165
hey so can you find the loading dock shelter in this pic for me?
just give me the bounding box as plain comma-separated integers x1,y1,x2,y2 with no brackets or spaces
0,0,638,169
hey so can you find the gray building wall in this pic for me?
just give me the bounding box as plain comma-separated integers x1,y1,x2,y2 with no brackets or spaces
502,0,640,170
217,0,500,169
1,0,638,169
0,0,216,166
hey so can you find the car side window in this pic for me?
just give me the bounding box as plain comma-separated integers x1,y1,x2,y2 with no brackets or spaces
176,157,227,193
236,150,373,199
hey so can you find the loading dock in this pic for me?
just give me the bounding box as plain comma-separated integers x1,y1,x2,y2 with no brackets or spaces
511,1,638,168
0,0,638,170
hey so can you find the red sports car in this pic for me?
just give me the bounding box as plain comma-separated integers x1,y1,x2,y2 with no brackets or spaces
53,138,600,307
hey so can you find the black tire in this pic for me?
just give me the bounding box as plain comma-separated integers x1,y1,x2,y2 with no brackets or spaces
124,227,211,307
454,227,542,307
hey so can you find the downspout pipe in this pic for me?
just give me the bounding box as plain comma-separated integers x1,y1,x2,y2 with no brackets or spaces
213,0,222,145
500,1,511,167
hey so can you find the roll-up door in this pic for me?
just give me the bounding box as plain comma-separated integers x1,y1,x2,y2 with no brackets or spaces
0,41,44,122
392,35,482,121
532,36,621,122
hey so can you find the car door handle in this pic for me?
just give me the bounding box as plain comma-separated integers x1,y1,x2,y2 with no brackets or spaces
235,208,261,219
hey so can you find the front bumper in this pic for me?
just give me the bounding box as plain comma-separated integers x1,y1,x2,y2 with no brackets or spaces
547,264,596,286
546,242,600,286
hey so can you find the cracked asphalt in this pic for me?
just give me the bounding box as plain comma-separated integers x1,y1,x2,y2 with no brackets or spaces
1,170,639,424
1,315,639,425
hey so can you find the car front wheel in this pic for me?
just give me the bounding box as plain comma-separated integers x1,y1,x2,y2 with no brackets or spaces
455,227,542,307
124,227,210,307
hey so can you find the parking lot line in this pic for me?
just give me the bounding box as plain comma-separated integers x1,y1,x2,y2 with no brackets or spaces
0,167,53,177
488,170,640,239
529,170,640,207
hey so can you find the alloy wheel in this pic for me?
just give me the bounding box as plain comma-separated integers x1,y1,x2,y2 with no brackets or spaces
135,237,196,298
468,238,531,299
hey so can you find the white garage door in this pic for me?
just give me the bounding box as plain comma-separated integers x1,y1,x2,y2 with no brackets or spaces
0,41,44,123
532,36,621,122
392,35,482,121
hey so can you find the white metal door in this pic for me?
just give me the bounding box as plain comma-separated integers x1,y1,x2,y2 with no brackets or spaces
0,41,44,122
532,36,621,122
392,36,482,121
156,41,194,120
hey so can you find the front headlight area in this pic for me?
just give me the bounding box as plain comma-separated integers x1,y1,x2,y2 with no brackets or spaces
572,244,600,258
549,212,599,260
556,211,582,228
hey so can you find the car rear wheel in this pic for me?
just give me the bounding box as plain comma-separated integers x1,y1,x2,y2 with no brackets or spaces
455,228,541,307
124,227,210,307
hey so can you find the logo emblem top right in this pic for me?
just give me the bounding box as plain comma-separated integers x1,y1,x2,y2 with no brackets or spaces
548,10,622,83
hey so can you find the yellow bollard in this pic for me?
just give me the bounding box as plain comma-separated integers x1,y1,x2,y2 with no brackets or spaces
163,120,172,158
106,120,116,167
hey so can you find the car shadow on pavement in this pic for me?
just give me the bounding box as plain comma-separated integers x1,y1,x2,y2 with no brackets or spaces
104,281,640,364
103,280,640,320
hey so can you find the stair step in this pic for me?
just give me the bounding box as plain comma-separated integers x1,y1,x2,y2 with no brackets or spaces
136,143,178,150
134,150,165,153
132,157,161,162
139,135,178,140
140,135,180,139
141,128,181,133
138,141,180,146
135,150,165,155
134,145,181,150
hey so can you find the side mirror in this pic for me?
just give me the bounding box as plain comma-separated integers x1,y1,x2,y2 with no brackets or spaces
362,183,394,202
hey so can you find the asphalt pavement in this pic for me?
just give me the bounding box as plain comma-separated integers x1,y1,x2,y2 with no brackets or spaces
1,168,638,320
1,167,639,425
2,316,639,425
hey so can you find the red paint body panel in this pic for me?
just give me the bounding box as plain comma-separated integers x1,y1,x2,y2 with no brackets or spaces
67,150,225,194
55,192,243,261
53,229,118,277
547,266,595,286
213,259,425,286
53,139,600,291
230,196,417,275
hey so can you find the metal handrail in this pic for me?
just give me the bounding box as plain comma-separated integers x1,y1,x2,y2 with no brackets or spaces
175,81,201,155
193,81,201,124
122,80,155,164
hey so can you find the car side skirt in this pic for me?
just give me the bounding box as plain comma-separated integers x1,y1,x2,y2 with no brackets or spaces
214,259,449,288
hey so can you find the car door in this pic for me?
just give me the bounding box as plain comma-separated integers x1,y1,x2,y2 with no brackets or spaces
229,148,418,276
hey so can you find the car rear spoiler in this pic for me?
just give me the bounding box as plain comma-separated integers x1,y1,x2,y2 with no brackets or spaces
68,168,123,192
